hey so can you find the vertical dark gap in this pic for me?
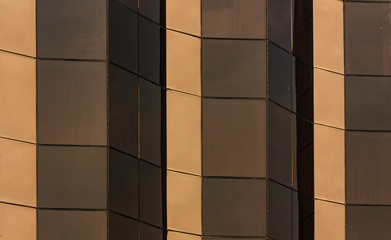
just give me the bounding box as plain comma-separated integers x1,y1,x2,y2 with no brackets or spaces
293,0,314,239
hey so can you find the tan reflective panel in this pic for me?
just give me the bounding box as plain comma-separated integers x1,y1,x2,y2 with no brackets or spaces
314,69,344,129
167,91,201,175
0,52,36,143
0,203,36,240
313,0,344,74
0,139,36,207
167,231,201,240
167,171,201,234
314,125,345,203
0,0,36,56
315,200,345,240
167,30,201,96
166,0,200,36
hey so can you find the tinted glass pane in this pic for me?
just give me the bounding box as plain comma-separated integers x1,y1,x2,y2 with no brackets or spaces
269,181,292,240
38,210,107,240
268,0,291,51
202,39,266,98
139,17,162,84
109,212,138,240
269,42,292,109
346,131,391,204
109,149,138,218
109,1,138,73
345,2,391,75
346,76,391,131
202,178,266,236
37,60,107,145
347,206,391,240
109,64,138,156
269,102,292,187
139,0,160,23
139,161,162,227
37,0,106,59
202,99,266,177
140,80,162,166
202,0,266,38
38,146,106,209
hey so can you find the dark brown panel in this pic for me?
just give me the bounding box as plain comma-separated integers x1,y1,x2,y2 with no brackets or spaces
139,161,162,227
202,99,266,177
268,0,291,51
139,0,160,23
269,42,292,109
346,76,391,131
269,102,292,187
116,0,138,11
346,131,391,204
109,64,138,156
109,149,138,218
347,205,391,240
202,178,266,236
345,2,391,75
37,60,107,145
202,0,266,38
140,223,163,240
37,0,106,59
109,1,138,73
269,181,292,240
38,210,107,240
109,212,138,240
38,146,106,209
202,39,266,98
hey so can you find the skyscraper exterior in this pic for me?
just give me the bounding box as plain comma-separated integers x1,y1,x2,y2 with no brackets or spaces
0,0,390,240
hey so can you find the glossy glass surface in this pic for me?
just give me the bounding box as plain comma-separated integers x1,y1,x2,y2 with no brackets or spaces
202,178,266,236
109,1,138,73
37,60,107,145
202,0,266,38
202,39,266,98
109,64,138,156
203,99,266,177
37,0,106,59
109,149,138,218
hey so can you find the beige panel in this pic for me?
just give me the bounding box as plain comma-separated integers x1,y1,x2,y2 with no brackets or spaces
0,0,36,56
167,0,201,36
314,69,344,129
167,91,201,175
315,200,345,240
0,139,36,207
0,203,36,240
167,231,201,240
167,171,201,234
314,125,345,203
313,0,344,74
0,52,36,143
167,30,201,96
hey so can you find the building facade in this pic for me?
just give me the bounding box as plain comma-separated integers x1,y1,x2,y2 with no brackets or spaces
0,0,390,239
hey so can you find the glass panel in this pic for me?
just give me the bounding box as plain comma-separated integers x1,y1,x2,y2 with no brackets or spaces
140,223,163,240
139,0,160,23
109,212,138,240
269,181,292,240
268,0,291,51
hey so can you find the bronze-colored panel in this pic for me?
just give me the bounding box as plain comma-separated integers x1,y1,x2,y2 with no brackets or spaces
0,0,36,56
166,0,201,36
167,171,201,234
314,125,345,203
313,0,344,74
167,30,201,96
315,200,345,240
0,203,36,240
0,139,36,207
167,91,201,175
167,231,201,240
0,52,36,143
314,69,344,129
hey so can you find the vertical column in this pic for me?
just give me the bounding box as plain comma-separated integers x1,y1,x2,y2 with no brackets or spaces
108,0,166,239
0,1,37,240
344,1,391,239
36,0,107,239
313,0,345,240
166,1,202,240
